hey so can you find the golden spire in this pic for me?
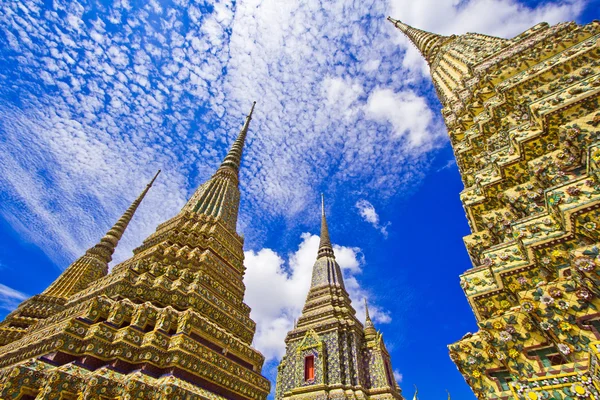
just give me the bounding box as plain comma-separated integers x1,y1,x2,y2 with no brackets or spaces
364,298,374,327
181,102,256,231
86,170,161,263
218,101,255,175
317,193,335,259
387,16,450,65
306,195,344,289
44,170,160,298
412,385,419,400
364,298,377,338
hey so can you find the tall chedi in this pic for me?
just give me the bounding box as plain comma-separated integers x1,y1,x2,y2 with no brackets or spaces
275,196,403,400
0,170,160,347
389,15,600,400
0,103,271,400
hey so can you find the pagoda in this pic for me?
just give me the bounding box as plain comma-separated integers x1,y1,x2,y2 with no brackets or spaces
275,197,403,400
389,16,600,399
0,169,161,347
0,103,271,399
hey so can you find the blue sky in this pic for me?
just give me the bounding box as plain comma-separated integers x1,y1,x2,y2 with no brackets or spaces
0,0,598,398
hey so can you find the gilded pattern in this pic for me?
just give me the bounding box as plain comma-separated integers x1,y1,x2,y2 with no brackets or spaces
389,15,600,400
0,103,271,399
275,202,403,400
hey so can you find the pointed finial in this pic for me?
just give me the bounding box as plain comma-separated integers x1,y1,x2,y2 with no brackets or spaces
447,390,451,400
219,101,256,174
317,194,334,259
179,103,256,228
43,170,160,299
387,16,402,28
148,169,161,186
387,16,410,34
387,16,449,65
86,170,161,263
364,297,376,335
248,100,256,119
412,385,419,400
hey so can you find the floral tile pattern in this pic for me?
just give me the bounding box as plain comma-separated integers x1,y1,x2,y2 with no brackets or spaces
390,15,600,400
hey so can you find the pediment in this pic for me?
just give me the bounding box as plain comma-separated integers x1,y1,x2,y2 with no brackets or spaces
297,329,322,351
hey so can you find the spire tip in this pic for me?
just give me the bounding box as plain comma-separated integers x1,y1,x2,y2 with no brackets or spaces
364,297,374,327
149,169,161,186
248,101,257,119
317,194,334,259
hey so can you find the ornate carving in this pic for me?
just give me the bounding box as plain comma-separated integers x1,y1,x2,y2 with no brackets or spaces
390,17,600,399
0,103,270,399
275,200,403,400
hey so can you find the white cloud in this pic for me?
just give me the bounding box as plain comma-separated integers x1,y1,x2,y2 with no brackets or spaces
221,0,450,223
387,0,586,75
437,159,457,172
0,103,188,266
244,232,390,361
356,199,391,237
0,0,589,284
0,284,28,311
321,76,363,119
393,369,403,383
366,88,442,149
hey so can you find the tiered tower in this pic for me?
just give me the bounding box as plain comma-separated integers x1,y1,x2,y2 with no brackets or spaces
0,170,161,347
275,197,403,400
0,103,271,400
389,16,600,399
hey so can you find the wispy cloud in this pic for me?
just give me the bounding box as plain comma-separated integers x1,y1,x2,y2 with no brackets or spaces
356,199,391,237
0,284,28,311
394,369,403,384
0,0,584,269
388,0,587,75
244,232,390,361
437,159,457,172
0,0,443,267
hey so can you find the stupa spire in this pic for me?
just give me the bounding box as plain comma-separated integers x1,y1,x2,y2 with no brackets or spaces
307,195,344,290
317,194,335,259
387,16,450,65
218,101,255,174
365,298,374,327
276,198,403,399
44,170,160,298
181,102,256,231
364,298,377,339
412,385,419,400
86,170,160,263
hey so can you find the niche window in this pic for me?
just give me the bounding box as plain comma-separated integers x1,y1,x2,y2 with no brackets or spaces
304,355,315,382
527,346,567,367
583,318,600,336
489,370,512,391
